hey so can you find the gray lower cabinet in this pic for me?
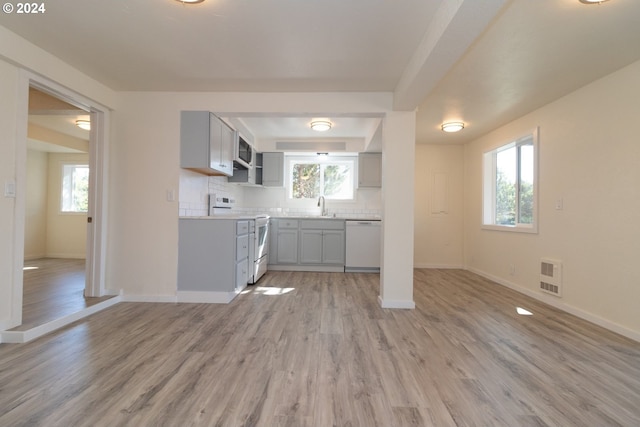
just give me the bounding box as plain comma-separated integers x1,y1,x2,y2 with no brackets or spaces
322,230,345,264
300,230,323,264
178,218,250,303
274,219,299,264
270,218,345,270
300,229,345,265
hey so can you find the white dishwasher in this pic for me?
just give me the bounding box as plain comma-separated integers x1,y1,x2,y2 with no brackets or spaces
345,220,381,272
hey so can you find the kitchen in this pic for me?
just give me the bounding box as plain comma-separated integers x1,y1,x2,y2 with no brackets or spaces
177,111,385,303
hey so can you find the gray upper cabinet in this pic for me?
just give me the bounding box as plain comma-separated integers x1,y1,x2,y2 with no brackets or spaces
180,111,235,176
262,152,284,187
358,152,382,188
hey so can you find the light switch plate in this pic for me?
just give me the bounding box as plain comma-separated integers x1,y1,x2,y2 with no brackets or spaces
4,181,16,198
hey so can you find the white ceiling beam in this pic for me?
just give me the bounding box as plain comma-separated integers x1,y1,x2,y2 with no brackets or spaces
393,0,509,111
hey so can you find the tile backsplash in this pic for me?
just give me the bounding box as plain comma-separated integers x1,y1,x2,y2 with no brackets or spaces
179,170,381,218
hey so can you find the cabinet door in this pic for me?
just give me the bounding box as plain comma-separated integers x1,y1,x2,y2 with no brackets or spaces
300,230,323,264
209,113,223,171
219,121,235,176
269,220,279,264
236,234,249,262
322,230,345,264
276,229,298,264
236,260,248,291
262,152,284,187
358,152,382,188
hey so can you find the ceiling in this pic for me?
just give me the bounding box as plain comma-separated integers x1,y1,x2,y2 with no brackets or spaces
2,0,639,146
27,88,90,153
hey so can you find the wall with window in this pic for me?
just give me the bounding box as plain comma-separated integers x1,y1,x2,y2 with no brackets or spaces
242,154,382,217
463,59,640,339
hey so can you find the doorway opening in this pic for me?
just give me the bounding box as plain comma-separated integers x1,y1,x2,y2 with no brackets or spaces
15,85,112,331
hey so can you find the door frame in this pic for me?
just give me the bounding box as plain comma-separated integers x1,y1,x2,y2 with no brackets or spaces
12,70,109,325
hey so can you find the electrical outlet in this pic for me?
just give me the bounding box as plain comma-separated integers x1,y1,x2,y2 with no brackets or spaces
509,264,516,275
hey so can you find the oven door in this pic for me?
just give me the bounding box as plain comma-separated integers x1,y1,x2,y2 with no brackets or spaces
251,216,269,283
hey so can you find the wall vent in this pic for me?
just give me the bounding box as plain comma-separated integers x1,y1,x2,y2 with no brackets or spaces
540,258,562,297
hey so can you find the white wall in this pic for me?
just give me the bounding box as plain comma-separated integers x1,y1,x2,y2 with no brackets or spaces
463,59,640,339
414,144,464,268
25,149,48,259
0,59,22,330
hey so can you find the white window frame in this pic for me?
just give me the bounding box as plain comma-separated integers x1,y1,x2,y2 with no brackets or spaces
286,155,357,201
482,128,538,233
60,163,90,214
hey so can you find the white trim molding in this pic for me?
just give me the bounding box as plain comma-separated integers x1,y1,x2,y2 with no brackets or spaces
0,296,120,344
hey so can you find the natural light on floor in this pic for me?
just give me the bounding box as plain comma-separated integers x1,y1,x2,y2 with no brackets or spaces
516,307,533,316
242,286,295,296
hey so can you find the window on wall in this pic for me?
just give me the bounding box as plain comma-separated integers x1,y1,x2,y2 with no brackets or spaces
482,129,538,233
61,164,89,213
287,156,355,200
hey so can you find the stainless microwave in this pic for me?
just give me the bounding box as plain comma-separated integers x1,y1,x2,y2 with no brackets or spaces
234,135,253,169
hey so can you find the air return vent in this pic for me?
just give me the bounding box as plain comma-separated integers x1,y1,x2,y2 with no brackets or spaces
540,258,562,297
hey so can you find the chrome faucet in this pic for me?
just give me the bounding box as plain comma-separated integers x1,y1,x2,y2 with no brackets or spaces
317,195,327,216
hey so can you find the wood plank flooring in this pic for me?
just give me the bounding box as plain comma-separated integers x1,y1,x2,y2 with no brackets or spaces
1,269,639,426
13,258,115,331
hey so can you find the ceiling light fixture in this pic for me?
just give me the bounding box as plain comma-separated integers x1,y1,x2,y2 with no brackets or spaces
175,0,205,4
441,122,464,133
578,0,610,3
75,120,91,131
310,120,332,132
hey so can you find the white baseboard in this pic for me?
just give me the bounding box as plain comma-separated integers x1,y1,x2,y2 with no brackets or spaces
44,253,86,259
378,295,415,309
414,263,464,269
121,294,178,303
0,296,121,344
176,291,237,304
465,266,640,344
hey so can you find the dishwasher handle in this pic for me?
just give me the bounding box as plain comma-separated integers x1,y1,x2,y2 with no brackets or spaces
346,220,381,226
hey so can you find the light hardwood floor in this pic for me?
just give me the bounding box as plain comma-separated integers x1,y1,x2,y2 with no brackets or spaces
13,258,115,331
1,269,639,426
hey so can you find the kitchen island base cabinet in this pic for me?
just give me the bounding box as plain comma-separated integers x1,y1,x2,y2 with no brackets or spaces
177,218,250,303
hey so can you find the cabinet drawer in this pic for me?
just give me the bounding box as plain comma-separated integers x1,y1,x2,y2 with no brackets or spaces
300,219,345,230
236,234,249,261
278,219,299,229
236,220,250,235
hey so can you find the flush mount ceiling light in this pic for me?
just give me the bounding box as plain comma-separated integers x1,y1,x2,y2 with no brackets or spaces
310,120,332,132
441,122,464,133
578,0,610,3
175,0,205,3
75,120,91,131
